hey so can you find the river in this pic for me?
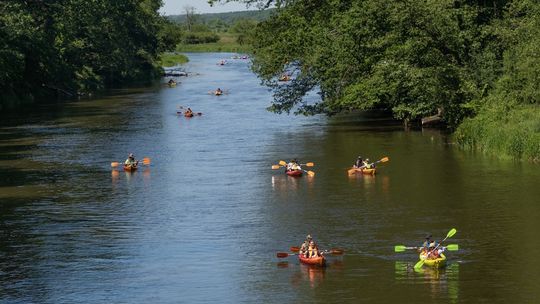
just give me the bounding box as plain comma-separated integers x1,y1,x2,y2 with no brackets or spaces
1,53,539,304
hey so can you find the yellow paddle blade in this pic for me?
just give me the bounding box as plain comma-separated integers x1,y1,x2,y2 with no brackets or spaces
380,157,389,162
272,165,281,169
304,162,314,167
142,157,151,165
307,170,315,177
111,162,119,167
279,160,287,166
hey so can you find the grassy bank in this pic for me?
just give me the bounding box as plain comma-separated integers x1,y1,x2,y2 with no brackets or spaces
455,104,540,162
159,53,189,67
175,34,250,53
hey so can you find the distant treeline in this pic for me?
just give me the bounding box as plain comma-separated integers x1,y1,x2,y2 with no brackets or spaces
167,9,274,32
0,0,179,111
216,0,540,160
163,8,271,47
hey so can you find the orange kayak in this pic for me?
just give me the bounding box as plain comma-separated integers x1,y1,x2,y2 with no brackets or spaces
299,254,326,266
184,112,194,117
124,164,137,172
350,168,376,175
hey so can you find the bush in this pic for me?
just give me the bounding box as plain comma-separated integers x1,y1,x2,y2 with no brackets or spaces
183,32,220,44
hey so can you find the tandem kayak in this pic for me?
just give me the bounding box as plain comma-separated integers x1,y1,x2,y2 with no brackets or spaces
286,169,303,177
419,253,446,268
350,168,376,175
299,254,326,266
124,164,137,172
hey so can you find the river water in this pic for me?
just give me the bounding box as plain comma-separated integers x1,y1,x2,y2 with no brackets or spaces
1,53,539,304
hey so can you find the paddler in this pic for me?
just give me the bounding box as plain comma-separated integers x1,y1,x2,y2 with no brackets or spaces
124,153,138,167
215,88,223,95
353,156,363,168
185,108,193,116
427,242,440,259
308,240,320,258
300,234,313,256
287,159,301,171
362,158,374,169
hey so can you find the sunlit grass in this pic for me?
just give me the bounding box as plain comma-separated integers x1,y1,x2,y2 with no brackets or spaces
455,104,540,162
159,53,189,67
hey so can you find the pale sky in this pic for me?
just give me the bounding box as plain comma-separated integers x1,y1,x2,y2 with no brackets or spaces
160,0,255,15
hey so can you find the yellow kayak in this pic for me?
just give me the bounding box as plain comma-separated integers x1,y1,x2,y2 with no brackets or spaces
419,253,446,268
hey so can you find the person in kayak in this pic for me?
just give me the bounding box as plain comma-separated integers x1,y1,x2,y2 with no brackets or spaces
168,79,176,85
215,88,223,95
184,108,194,116
308,240,321,258
353,156,363,168
300,234,313,256
125,153,138,166
286,159,301,171
420,235,432,251
362,158,374,169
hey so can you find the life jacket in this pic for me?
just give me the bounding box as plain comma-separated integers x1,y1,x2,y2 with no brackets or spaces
308,245,319,257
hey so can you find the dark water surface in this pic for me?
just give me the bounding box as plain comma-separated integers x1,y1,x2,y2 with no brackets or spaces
1,53,539,303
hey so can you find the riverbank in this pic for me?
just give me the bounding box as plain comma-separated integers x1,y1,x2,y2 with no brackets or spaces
175,33,250,53
455,104,540,162
159,53,189,67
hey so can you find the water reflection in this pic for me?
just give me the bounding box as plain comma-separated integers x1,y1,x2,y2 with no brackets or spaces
293,264,326,288
395,261,459,303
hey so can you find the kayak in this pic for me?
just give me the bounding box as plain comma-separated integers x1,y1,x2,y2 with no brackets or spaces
419,253,446,268
286,170,303,177
350,168,376,175
361,168,376,175
124,164,137,172
214,92,223,96
299,254,326,266
168,82,176,87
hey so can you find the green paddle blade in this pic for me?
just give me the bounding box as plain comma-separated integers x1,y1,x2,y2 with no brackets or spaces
446,244,459,251
414,260,425,269
447,228,457,238
394,245,406,252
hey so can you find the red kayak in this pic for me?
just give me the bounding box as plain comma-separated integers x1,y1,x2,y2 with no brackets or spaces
286,169,303,177
299,254,326,266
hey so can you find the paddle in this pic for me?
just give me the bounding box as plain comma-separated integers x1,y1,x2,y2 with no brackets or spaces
322,249,344,255
180,112,202,116
289,246,343,255
303,169,316,177
394,244,459,252
111,157,151,168
177,106,202,116
414,228,457,269
277,252,297,258
348,156,389,175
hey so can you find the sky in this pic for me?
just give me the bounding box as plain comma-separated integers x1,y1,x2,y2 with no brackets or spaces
160,0,254,15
